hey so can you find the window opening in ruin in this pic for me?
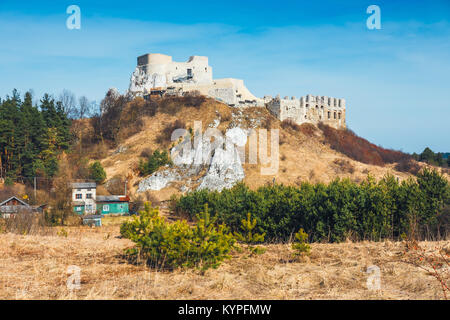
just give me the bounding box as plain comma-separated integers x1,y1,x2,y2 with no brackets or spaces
334,112,337,119
187,69,192,78
338,113,341,119
328,111,330,119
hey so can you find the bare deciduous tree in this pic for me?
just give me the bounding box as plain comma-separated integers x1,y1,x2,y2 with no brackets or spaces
78,96,90,119
59,89,77,118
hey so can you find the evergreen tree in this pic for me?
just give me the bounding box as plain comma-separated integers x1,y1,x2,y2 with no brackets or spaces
0,90,72,182
89,161,107,184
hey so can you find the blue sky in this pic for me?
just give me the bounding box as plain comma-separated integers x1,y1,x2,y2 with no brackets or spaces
0,0,449,153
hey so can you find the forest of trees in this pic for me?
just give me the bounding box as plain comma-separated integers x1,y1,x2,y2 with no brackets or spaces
412,147,450,168
0,89,101,184
0,90,71,183
174,169,450,242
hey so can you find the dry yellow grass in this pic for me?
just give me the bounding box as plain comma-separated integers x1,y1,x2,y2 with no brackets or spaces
0,224,447,300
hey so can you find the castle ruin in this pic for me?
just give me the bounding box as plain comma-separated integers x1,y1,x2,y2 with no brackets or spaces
128,53,346,129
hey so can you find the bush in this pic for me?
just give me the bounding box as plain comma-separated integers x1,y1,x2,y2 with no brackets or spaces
333,158,355,174
140,147,153,159
138,150,171,176
234,212,265,244
292,228,311,257
121,203,235,271
89,161,107,184
318,123,410,166
395,158,421,175
4,177,14,187
299,123,318,136
1,212,50,235
281,119,301,131
157,120,186,144
174,169,450,242
159,94,206,115
234,212,266,255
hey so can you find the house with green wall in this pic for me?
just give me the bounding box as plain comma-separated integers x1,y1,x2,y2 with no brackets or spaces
71,182,130,216
96,195,130,215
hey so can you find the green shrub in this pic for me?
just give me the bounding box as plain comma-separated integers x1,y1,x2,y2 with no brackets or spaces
89,161,106,184
174,169,450,242
138,150,171,176
292,228,311,257
4,177,14,187
234,212,266,255
234,212,265,244
121,203,235,271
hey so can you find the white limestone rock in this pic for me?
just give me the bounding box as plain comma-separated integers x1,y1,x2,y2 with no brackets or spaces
137,169,180,192
197,141,245,192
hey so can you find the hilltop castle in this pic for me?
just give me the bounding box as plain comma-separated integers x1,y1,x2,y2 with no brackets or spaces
128,53,346,128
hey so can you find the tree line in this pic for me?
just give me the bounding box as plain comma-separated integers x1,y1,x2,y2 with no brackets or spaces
0,89,102,185
412,147,450,168
174,168,450,242
0,90,71,183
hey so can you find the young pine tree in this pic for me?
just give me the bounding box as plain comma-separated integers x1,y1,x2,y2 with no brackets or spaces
292,228,311,258
234,212,266,254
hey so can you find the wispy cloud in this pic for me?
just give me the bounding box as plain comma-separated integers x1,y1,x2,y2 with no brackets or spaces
0,12,449,152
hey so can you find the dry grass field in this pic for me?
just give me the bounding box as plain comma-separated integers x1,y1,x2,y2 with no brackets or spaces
0,220,448,300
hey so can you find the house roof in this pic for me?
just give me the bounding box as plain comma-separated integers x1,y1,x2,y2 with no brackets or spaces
71,182,97,189
0,196,30,207
96,195,130,202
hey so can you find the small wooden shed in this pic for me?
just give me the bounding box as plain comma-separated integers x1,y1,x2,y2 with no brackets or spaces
82,215,102,227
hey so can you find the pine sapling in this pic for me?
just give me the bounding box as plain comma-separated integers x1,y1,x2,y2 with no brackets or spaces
292,228,311,258
234,212,266,255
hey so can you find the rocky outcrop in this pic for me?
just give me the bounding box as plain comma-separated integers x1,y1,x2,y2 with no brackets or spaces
137,168,180,192
137,126,248,193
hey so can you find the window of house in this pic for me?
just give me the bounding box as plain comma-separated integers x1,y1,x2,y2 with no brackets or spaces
76,194,82,200
86,194,92,199
76,207,82,212
103,205,110,212
86,205,93,211
187,69,192,77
